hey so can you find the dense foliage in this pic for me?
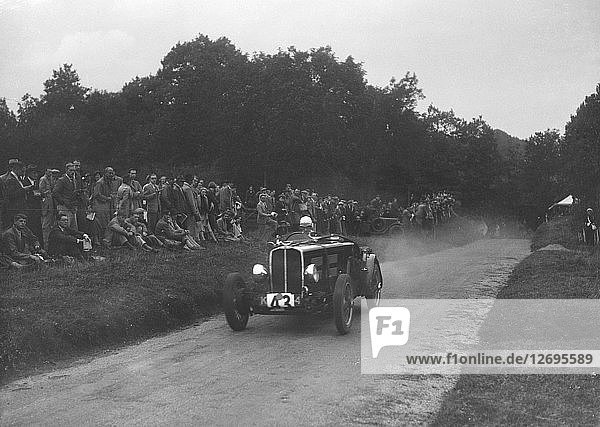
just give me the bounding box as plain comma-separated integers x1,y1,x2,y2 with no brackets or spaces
0,35,598,216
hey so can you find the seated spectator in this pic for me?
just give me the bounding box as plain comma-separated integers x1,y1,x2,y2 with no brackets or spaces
257,193,278,241
155,212,205,251
104,213,136,249
0,253,24,270
216,210,244,241
127,208,163,252
48,213,88,260
0,213,46,266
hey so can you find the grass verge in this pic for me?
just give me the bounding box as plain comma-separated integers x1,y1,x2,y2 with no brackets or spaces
0,241,268,383
433,216,600,425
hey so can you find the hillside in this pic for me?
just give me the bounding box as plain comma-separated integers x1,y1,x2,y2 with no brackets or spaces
493,128,526,159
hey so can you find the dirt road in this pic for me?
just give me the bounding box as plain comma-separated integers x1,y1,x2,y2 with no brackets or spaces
0,239,530,425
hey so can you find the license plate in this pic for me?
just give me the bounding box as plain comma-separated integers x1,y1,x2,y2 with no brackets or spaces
266,293,295,308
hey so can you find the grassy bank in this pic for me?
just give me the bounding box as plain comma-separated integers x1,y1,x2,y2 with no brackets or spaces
530,214,581,251
0,241,268,382
433,215,600,425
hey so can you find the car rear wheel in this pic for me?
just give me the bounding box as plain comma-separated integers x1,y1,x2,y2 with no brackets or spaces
366,260,383,309
333,274,354,334
370,218,386,234
223,273,250,331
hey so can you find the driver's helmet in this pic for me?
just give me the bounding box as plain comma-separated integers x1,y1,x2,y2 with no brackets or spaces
299,215,313,228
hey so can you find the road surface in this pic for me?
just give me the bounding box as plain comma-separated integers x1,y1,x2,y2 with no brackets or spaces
0,239,530,425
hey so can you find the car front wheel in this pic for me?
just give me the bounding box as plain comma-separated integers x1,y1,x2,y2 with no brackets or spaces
366,260,383,309
223,273,250,331
333,274,354,334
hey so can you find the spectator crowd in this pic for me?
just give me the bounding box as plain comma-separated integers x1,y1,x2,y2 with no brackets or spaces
0,157,457,270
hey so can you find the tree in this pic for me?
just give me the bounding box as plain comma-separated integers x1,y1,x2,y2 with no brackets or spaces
0,98,17,164
520,130,563,210
562,84,600,202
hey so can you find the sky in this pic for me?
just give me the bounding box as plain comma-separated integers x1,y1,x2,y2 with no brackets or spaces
1,0,599,139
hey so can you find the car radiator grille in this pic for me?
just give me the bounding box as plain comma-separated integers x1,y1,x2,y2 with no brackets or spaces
271,248,302,294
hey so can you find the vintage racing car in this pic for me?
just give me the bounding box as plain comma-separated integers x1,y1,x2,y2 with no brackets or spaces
222,233,383,334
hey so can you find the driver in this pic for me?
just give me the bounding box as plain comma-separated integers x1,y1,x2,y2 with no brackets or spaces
285,216,317,241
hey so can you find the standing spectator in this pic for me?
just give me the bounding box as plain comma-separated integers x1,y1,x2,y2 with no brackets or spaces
24,165,43,241
72,160,87,228
197,186,217,242
288,189,302,231
39,168,55,248
181,175,200,239
128,169,143,210
158,176,167,190
207,181,220,235
116,176,134,218
92,167,118,236
219,180,233,213
159,176,175,215
299,190,310,217
583,208,598,246
245,185,256,207
53,162,79,230
1,159,33,230
172,175,190,227
142,174,161,232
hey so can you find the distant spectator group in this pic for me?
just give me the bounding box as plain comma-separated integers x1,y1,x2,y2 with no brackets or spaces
250,184,457,240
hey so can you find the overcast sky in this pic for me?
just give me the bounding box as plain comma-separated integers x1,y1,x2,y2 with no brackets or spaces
1,0,599,139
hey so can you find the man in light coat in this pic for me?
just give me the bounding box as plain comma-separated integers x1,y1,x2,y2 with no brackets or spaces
142,173,161,232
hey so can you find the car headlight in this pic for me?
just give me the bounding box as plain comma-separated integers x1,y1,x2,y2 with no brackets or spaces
304,264,320,283
252,264,268,281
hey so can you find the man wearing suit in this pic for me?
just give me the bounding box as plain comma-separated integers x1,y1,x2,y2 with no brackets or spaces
52,163,80,230
1,213,45,265
218,180,233,213
142,174,161,232
128,169,143,210
1,159,33,230
48,213,88,259
181,176,200,238
159,177,176,216
39,168,55,248
92,166,119,235
172,175,190,227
